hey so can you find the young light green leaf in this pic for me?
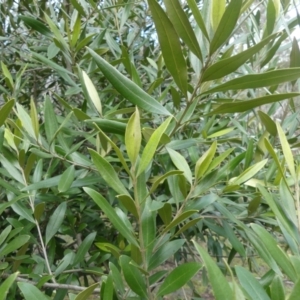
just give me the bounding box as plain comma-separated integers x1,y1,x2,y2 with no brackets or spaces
147,0,187,95
45,202,67,245
0,272,18,300
1,62,14,90
276,122,296,178
74,283,99,300
119,255,147,298
192,240,234,300
229,159,268,186
81,70,102,115
83,188,138,247
195,141,217,180
210,0,225,31
202,33,279,82
210,0,243,55
125,107,141,165
17,282,50,300
235,266,271,300
207,93,300,115
137,116,172,176
149,239,185,271
167,147,192,184
203,69,300,94
73,232,96,266
157,262,201,296
58,165,75,193
187,0,209,41
164,0,202,60
16,103,36,140
0,99,14,127
87,47,171,115
89,149,129,195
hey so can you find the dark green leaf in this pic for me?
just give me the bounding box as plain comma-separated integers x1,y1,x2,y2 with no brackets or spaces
19,16,52,37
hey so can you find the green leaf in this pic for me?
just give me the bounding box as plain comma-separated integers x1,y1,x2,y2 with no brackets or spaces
258,111,277,136
164,0,202,60
89,149,129,195
208,93,300,115
195,141,217,180
276,122,296,178
30,98,39,139
166,147,192,184
192,240,234,300
74,283,99,300
0,235,30,257
141,200,156,264
88,119,127,135
45,202,67,245
73,232,96,266
223,221,246,257
81,70,102,115
251,224,297,282
125,107,141,165
0,100,14,127
19,16,52,37
210,0,225,31
18,282,49,300
149,239,185,271
270,276,285,300
58,165,75,193
119,255,147,298
187,0,209,41
44,96,59,145
137,116,172,176
0,272,18,300
288,279,300,300
1,62,14,90
210,0,243,55
83,188,138,247
229,159,268,186
149,170,183,194
203,69,300,94
117,194,138,218
147,0,187,95
202,33,279,82
0,226,11,247
87,48,171,115
235,266,271,300
157,262,201,296
162,210,197,234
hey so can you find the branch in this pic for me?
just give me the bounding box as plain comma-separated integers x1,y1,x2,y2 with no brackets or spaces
1,274,100,294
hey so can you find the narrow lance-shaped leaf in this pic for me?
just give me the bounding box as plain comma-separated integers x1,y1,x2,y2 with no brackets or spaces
137,116,172,176
258,111,277,136
203,69,300,94
147,0,187,95
58,165,75,193
202,32,280,82
125,107,141,166
187,0,209,41
192,240,234,300
0,272,19,300
276,122,296,178
167,147,193,184
210,0,243,55
18,282,49,300
164,0,202,61
207,93,300,115
89,149,130,195
30,98,39,139
0,99,14,127
84,188,138,247
210,0,225,31
119,255,147,298
157,262,201,296
235,266,271,300
87,47,171,115
19,16,52,37
45,202,67,245
81,69,102,115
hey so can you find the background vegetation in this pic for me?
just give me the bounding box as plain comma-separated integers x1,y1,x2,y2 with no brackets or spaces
1,0,300,299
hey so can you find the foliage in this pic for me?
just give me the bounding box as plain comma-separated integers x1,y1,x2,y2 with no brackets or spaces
1,0,300,299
